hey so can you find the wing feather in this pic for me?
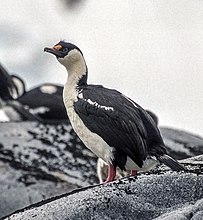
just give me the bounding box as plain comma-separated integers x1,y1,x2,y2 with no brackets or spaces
73,86,153,167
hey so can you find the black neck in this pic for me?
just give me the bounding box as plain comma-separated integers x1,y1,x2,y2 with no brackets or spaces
77,64,88,86
77,72,88,86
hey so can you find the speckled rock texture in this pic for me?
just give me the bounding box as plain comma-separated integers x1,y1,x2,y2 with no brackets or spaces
0,122,203,219
0,122,97,218
0,122,97,186
2,156,203,220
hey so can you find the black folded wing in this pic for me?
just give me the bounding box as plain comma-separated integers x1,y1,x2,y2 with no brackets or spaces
73,85,159,168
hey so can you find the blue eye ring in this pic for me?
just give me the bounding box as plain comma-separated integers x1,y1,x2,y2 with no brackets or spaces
63,48,69,53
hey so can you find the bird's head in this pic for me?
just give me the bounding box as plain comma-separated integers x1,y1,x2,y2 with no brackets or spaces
44,41,85,74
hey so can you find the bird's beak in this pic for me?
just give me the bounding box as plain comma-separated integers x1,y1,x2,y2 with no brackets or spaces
44,46,64,58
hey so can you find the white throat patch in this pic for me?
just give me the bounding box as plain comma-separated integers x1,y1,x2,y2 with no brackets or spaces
57,49,87,83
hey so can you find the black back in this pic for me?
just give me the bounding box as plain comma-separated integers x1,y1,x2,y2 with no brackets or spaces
73,85,165,169
0,64,15,101
17,83,67,122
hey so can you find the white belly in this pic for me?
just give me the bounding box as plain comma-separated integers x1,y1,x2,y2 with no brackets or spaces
125,156,159,171
67,106,114,163
63,85,113,164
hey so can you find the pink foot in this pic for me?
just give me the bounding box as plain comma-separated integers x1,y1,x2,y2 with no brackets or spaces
104,165,116,183
130,170,137,176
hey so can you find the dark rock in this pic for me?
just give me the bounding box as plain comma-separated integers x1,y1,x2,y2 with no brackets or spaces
0,122,203,218
160,127,203,159
0,122,97,218
2,155,203,220
0,122,97,186
0,161,75,218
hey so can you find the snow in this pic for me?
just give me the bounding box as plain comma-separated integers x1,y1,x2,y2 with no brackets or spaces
29,107,49,114
0,109,10,122
39,85,58,94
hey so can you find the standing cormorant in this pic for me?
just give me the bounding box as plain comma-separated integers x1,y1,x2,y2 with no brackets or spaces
44,41,185,182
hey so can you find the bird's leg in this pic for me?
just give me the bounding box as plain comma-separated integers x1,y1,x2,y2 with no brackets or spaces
130,170,137,176
104,165,116,183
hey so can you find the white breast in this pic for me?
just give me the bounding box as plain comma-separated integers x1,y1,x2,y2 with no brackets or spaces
63,83,114,165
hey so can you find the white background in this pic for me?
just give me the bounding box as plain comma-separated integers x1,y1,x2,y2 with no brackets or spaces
0,0,203,136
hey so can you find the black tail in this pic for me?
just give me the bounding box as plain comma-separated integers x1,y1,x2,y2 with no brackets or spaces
157,154,187,171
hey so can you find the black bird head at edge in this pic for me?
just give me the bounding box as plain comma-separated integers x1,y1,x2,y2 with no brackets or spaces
44,41,83,59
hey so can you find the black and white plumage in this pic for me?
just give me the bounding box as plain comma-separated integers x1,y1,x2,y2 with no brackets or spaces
0,64,27,102
17,83,67,122
44,41,186,182
97,110,159,183
0,64,34,122
0,64,67,123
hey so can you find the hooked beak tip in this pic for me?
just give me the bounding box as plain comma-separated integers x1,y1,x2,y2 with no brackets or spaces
44,47,51,53
43,47,64,58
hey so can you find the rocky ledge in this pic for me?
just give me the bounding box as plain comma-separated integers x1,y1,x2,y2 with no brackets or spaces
2,155,203,220
0,122,202,219
0,122,97,218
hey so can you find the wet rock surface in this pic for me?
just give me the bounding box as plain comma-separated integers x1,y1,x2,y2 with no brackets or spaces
0,122,97,186
160,127,203,160
0,122,97,218
0,122,202,219
2,155,203,220
0,161,75,218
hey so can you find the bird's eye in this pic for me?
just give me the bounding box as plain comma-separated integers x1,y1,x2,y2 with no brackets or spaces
62,48,69,53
